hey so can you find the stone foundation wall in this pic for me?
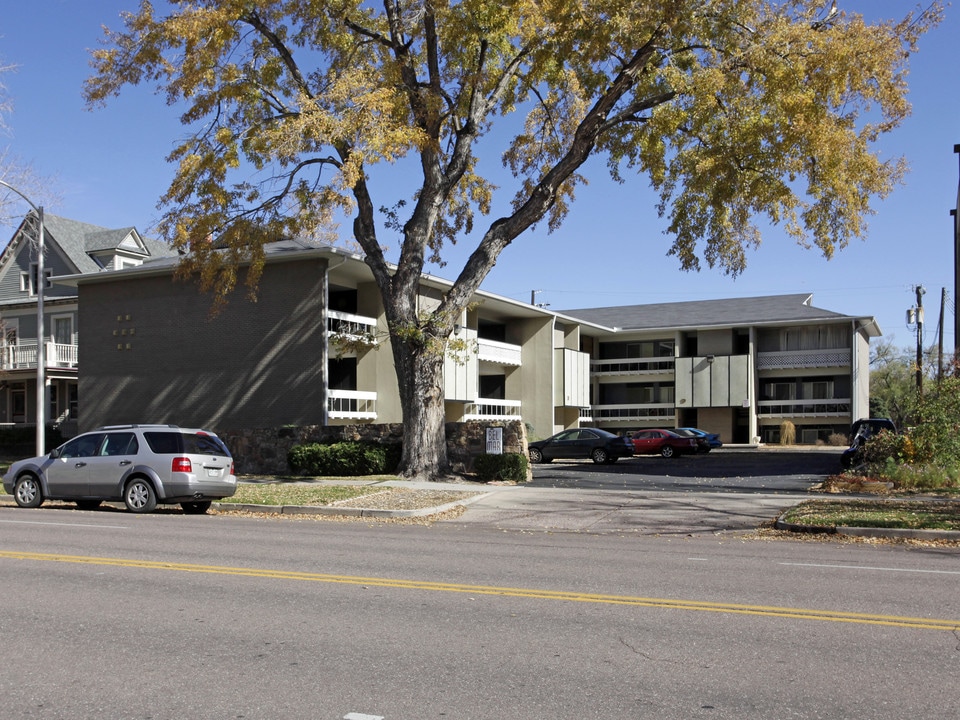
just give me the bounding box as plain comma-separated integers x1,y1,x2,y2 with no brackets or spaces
219,420,529,478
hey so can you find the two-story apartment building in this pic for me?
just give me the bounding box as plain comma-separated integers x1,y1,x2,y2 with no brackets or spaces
0,212,177,436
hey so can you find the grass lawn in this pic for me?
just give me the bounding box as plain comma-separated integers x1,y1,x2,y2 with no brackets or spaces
220,481,390,506
781,499,960,531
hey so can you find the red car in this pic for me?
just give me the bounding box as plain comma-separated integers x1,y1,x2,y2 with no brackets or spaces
629,429,700,458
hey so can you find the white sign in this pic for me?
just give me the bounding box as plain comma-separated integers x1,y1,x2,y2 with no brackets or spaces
485,427,504,455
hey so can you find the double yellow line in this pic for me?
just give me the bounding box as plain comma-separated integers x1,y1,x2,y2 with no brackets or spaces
3,550,958,632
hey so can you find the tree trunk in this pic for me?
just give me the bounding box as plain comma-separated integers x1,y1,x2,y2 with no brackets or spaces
391,335,450,480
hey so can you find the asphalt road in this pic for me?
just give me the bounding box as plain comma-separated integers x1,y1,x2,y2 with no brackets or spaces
2,498,959,719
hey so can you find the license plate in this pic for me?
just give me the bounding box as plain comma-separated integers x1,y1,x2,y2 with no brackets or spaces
206,468,221,478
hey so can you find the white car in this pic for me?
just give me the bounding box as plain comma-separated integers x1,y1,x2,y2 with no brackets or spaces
2,425,237,514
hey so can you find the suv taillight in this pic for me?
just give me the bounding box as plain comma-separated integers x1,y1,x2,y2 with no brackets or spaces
172,457,193,473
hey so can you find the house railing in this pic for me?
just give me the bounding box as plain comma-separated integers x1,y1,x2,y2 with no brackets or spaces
591,357,675,375
757,398,851,417
756,348,851,370
327,390,378,420
464,398,522,420
591,403,675,422
477,338,523,366
0,342,79,371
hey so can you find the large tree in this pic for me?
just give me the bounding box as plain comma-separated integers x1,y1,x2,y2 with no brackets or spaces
85,0,940,479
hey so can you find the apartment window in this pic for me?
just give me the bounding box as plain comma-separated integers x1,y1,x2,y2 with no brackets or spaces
53,316,73,345
802,380,833,400
764,382,796,401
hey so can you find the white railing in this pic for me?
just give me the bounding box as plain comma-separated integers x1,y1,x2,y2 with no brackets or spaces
464,398,522,420
591,357,675,375
757,398,851,417
327,390,377,420
578,407,594,422
477,338,522,366
328,310,378,339
592,403,675,422
756,348,851,370
0,342,79,370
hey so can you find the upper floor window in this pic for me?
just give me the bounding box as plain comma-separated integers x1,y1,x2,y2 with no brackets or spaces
20,263,52,296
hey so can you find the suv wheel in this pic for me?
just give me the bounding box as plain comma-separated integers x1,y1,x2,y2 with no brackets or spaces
124,478,158,513
14,475,44,508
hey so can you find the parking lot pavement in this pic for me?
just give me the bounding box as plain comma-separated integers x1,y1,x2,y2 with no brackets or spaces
453,446,841,535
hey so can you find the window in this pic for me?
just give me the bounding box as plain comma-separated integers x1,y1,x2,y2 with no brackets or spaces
101,433,139,456
53,316,73,345
60,433,107,459
20,263,52,296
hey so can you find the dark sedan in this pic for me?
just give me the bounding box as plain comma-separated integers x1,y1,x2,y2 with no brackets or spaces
528,428,634,464
629,428,700,458
674,427,722,452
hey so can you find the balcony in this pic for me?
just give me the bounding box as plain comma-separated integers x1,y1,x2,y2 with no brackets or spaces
477,338,522,366
0,342,78,371
328,389,377,420
591,403,675,423
756,348,850,370
463,398,522,420
591,357,675,376
757,398,851,418
328,310,378,355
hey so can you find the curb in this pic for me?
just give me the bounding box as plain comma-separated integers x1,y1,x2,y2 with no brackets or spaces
212,490,495,519
774,512,960,541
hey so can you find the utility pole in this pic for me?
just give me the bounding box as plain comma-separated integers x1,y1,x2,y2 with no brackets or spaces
915,285,925,395
938,287,946,384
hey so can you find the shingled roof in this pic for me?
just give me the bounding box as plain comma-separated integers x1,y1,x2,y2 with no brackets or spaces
40,214,176,273
560,294,856,331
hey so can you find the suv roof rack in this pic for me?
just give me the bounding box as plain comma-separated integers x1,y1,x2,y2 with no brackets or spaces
95,424,181,430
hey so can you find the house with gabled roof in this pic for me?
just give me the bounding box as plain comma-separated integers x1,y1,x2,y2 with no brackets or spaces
61,239,879,447
0,211,177,436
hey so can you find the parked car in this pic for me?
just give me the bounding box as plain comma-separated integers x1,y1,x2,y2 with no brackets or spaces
840,418,898,470
629,429,700,458
2,425,237,514
674,427,723,452
528,428,634,464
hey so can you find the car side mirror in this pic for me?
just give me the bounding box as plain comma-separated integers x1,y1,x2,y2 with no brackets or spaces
49,448,61,459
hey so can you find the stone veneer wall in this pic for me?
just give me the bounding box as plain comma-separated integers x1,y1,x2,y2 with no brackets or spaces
219,420,529,479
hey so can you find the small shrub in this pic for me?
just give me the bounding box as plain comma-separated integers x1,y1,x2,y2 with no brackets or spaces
474,453,529,482
779,420,796,445
288,442,401,476
827,432,849,447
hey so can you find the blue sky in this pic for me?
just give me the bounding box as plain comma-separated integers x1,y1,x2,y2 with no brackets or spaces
2,1,958,353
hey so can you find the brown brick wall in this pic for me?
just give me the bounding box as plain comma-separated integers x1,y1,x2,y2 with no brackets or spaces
78,258,328,432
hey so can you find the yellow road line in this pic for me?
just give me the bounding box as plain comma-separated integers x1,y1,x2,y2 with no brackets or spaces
3,550,958,631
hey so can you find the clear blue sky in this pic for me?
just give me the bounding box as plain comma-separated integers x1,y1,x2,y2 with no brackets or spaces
2,1,958,353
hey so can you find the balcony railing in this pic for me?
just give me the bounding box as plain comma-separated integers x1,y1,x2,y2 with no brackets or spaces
591,403,675,422
591,357,675,375
756,348,851,370
328,389,377,420
477,338,522,366
463,398,522,420
328,310,378,339
0,342,78,371
757,398,851,417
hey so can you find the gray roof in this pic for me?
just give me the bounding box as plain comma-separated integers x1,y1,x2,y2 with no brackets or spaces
560,294,855,331
41,214,177,272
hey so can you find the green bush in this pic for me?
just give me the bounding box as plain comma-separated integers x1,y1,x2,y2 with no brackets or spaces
287,442,401,476
474,452,528,482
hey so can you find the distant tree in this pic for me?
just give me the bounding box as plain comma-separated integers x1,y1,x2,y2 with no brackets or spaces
869,338,918,429
85,1,941,480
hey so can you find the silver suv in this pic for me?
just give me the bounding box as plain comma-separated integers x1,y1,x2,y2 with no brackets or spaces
2,425,237,514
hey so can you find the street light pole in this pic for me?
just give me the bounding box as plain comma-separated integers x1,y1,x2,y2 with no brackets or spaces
0,180,46,456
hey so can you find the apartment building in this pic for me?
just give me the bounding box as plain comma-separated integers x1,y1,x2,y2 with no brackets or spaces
63,240,877,445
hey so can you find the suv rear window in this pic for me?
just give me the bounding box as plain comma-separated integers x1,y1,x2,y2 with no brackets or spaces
144,431,231,457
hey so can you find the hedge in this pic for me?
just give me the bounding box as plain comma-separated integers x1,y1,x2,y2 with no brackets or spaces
287,441,402,476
